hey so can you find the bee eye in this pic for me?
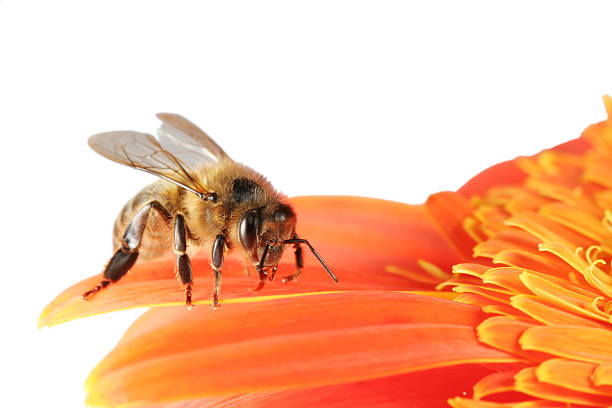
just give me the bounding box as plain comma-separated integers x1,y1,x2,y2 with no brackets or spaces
239,210,258,251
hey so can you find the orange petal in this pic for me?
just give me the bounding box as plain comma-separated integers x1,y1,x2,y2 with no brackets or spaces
519,326,612,364
455,293,520,317
583,158,612,189
481,304,528,319
457,137,590,198
539,203,607,242
518,272,608,323
473,369,521,400
457,159,527,199
85,292,518,406
290,196,462,275
449,398,589,408
536,242,605,293
40,196,462,327
491,250,577,277
452,284,513,305
148,364,504,408
535,359,612,397
474,232,577,280
474,229,542,258
477,317,550,362
448,397,515,408
515,367,612,406
482,268,530,293
582,95,612,155
512,402,592,408
505,213,594,251
510,295,608,328
453,263,493,279
593,363,612,387
426,191,479,259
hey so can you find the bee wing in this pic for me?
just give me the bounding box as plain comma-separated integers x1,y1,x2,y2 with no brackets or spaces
88,130,209,198
156,113,230,167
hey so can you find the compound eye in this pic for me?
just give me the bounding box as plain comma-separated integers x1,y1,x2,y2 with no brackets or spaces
239,210,258,251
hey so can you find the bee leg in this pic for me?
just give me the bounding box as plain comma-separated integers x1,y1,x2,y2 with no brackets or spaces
174,214,193,308
283,236,338,283
253,242,271,291
83,202,161,300
268,266,278,281
253,278,266,291
211,234,226,309
282,235,303,283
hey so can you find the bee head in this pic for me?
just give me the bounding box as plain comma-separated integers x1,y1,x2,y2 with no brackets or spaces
237,203,296,268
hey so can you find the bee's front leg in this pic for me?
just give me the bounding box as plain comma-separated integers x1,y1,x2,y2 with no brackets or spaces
282,235,338,284
253,242,272,290
211,234,226,309
84,201,170,300
174,214,193,308
282,234,303,283
268,265,278,281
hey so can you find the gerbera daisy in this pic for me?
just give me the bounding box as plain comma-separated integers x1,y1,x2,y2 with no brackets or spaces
40,96,612,407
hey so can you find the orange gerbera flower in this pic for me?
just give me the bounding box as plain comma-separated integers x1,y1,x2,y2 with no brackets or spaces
40,96,612,407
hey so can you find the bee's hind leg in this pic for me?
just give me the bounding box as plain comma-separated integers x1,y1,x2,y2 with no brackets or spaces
83,248,139,298
174,214,193,308
83,202,168,300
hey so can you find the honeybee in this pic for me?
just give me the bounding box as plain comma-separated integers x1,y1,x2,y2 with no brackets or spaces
83,113,337,308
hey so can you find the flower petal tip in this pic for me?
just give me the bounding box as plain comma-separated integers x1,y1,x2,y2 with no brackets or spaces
604,94,612,121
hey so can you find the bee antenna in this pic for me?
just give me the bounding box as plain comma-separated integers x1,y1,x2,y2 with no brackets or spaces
283,238,338,283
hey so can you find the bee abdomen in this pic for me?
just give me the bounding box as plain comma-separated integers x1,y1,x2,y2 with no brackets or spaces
112,183,173,260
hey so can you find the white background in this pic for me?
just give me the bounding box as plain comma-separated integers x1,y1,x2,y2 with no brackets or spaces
1,1,611,407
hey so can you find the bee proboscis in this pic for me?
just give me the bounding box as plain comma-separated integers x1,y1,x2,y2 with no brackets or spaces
83,113,337,308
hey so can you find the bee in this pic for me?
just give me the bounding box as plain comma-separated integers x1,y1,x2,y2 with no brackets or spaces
83,113,337,308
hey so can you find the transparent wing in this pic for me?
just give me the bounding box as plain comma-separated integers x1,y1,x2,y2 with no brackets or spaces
156,113,230,167
88,130,208,197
